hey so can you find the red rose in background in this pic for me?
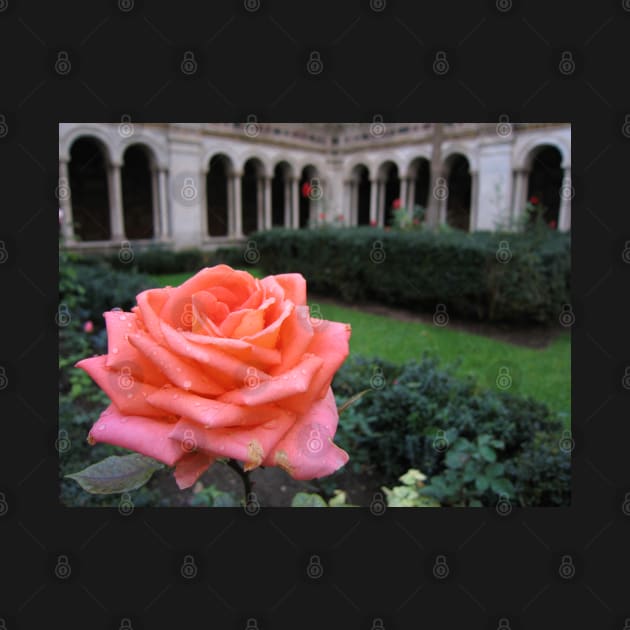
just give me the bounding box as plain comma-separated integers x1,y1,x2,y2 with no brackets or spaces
392,198,402,209
529,196,540,205
301,182,312,198
548,220,557,229
369,219,377,227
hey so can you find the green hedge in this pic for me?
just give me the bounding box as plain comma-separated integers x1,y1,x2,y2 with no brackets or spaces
251,227,570,324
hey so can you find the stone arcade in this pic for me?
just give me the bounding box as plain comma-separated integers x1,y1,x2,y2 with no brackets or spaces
59,122,571,251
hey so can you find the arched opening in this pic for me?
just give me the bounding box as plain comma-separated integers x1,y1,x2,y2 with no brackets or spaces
445,154,471,231
378,161,400,226
242,158,264,235
408,157,430,211
272,161,292,227
207,154,232,237
526,145,562,227
121,144,154,240
351,164,371,226
68,137,111,241
299,165,319,228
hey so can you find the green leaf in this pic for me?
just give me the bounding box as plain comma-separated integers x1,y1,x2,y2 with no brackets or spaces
65,454,164,494
479,445,497,462
485,462,505,478
475,476,490,492
290,492,328,507
490,477,514,496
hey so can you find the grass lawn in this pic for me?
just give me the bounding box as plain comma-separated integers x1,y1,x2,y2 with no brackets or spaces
152,272,570,421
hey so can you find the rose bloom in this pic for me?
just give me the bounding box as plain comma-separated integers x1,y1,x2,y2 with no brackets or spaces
83,320,94,334
392,198,402,210
301,182,312,198
529,196,540,205
77,266,351,489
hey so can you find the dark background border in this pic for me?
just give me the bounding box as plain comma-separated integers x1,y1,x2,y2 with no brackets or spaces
1,1,629,628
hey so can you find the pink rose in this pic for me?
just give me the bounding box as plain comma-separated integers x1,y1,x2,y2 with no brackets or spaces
76,265,351,489
83,320,94,333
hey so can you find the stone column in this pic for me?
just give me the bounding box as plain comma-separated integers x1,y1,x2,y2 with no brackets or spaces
369,178,378,225
438,171,448,225
399,177,409,211
407,178,416,211
377,179,386,226
199,168,209,237
291,176,300,229
511,168,529,224
232,171,243,238
558,167,571,231
469,170,479,232
150,167,161,239
283,177,291,227
107,161,125,241
350,180,358,225
158,168,169,240
59,158,75,242
263,176,272,230
256,177,264,231
227,171,234,237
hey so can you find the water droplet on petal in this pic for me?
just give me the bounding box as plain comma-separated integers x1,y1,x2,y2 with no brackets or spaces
183,380,192,389
119,315,127,321
173,394,180,399
112,347,119,354
98,424,106,431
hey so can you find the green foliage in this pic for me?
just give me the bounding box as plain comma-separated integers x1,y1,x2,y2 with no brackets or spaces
291,490,355,507
419,435,514,506
382,469,440,507
190,484,240,507
332,354,570,507
252,227,570,323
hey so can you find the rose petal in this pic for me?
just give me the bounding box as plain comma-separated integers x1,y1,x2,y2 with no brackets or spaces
265,388,349,480
273,273,307,305
217,354,323,406
145,388,279,428
87,404,183,466
160,322,258,389
180,331,281,370
240,299,293,349
76,355,165,417
169,408,295,471
271,305,314,375
174,452,215,489
136,288,170,344
103,311,166,386
128,331,225,396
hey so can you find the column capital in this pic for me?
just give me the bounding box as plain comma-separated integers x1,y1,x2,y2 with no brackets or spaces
108,159,123,170
230,170,244,179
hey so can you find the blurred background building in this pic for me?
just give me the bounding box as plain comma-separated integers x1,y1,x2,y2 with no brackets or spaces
59,122,570,251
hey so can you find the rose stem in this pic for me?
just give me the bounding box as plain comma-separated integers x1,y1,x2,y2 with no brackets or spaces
226,458,253,502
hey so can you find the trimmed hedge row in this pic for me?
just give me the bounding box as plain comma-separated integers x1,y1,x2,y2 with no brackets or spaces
251,227,570,324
